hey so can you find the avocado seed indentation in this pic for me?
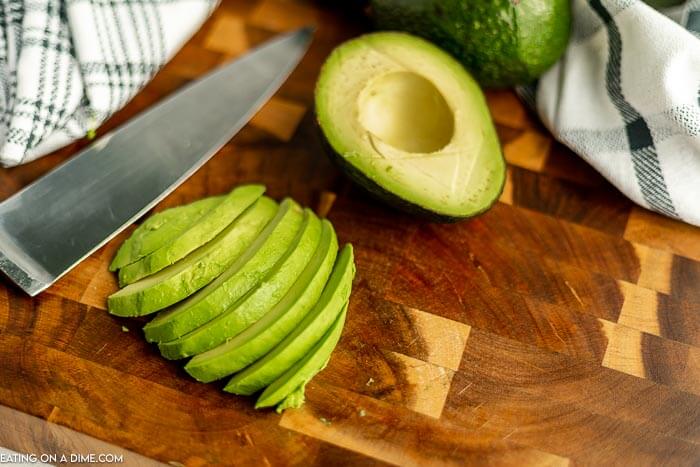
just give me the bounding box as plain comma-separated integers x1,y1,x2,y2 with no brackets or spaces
357,71,454,154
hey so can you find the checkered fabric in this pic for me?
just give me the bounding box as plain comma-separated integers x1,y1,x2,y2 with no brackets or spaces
523,0,700,226
0,0,217,167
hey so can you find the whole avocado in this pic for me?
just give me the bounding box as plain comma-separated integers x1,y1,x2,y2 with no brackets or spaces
371,0,571,88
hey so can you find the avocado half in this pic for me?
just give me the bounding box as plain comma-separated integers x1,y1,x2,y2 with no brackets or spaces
315,32,505,221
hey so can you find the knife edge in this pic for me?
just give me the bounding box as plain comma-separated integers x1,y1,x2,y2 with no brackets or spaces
0,27,314,296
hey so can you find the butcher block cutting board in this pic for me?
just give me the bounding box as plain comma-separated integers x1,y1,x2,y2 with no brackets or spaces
1,1,700,465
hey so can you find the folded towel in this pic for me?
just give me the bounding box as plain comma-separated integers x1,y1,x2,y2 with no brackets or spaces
0,0,217,167
523,0,700,226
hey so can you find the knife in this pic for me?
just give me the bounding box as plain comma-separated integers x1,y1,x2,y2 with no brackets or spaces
0,28,313,297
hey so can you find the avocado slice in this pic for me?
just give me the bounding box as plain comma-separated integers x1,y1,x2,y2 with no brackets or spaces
158,206,319,360
184,220,338,382
371,0,571,88
256,302,347,412
224,245,355,396
118,184,265,285
143,198,306,343
315,32,505,221
107,197,277,317
109,196,224,271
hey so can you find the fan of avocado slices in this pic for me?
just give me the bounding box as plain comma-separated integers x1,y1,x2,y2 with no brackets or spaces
107,184,354,412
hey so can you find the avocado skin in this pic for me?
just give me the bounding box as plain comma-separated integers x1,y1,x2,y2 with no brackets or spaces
319,125,504,223
643,0,684,6
371,0,571,87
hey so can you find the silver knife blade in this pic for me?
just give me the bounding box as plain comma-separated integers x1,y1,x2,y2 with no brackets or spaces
0,27,313,296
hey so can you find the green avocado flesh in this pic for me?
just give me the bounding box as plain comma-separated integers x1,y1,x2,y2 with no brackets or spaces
185,220,338,382
108,184,356,412
256,303,347,411
224,245,355,396
315,32,505,220
143,198,304,343
109,196,224,271
107,197,277,317
371,0,571,88
158,205,318,360
118,185,265,285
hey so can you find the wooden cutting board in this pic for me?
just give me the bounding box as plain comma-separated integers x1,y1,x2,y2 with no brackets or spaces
1,1,699,465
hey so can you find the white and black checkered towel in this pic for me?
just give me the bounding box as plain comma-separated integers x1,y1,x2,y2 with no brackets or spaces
0,0,217,167
524,0,700,226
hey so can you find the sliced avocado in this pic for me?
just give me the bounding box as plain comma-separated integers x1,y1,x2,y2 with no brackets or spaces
275,385,306,413
109,196,224,271
224,245,355,396
371,0,571,87
107,197,277,317
315,32,505,221
256,303,347,411
118,184,265,285
185,220,338,382
143,198,306,344
158,206,319,360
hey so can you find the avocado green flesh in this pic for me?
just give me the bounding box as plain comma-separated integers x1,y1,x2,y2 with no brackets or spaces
158,206,318,360
144,198,304,343
185,220,338,382
256,303,347,411
107,197,277,317
224,245,355,396
118,184,265,285
315,32,505,220
109,196,224,271
275,385,306,413
371,0,571,87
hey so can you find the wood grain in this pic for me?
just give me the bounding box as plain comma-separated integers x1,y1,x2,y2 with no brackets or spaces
0,405,162,467
0,0,699,465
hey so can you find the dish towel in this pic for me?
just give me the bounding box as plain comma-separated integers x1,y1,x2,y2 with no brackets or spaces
523,0,700,226
0,0,217,167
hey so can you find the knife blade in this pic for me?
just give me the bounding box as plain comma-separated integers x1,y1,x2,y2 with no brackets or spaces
0,27,313,296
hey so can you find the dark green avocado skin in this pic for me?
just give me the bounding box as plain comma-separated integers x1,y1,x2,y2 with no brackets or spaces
371,0,571,88
318,124,505,223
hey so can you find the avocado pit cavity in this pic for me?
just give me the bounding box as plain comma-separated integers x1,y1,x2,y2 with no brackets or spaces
357,71,454,154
